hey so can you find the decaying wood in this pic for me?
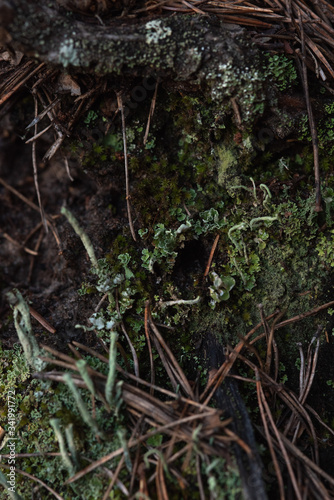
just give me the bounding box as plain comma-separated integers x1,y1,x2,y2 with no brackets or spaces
0,1,262,93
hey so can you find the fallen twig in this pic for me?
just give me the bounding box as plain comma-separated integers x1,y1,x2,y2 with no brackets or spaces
32,93,48,232
117,92,137,242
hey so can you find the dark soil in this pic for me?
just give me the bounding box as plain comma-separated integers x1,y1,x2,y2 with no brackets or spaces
0,126,121,353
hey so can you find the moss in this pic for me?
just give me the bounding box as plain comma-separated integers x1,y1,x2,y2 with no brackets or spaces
207,58,266,123
216,145,241,193
264,53,298,91
0,345,121,499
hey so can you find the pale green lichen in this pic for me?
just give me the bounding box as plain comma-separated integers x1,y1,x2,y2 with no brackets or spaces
145,20,172,45
216,145,244,194
6,290,46,372
50,418,75,476
105,331,118,407
61,206,98,268
76,359,96,397
63,373,105,439
58,39,80,68
209,273,236,308
207,59,266,122
65,424,80,471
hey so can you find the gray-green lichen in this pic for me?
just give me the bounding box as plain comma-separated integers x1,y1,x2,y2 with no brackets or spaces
6,290,46,372
58,38,79,68
145,19,172,45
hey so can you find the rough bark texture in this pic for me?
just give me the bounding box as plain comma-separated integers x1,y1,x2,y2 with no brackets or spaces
1,0,266,120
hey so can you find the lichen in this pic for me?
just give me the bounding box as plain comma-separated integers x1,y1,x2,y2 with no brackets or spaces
145,19,172,45
58,38,80,68
216,145,241,192
208,60,265,122
264,53,298,91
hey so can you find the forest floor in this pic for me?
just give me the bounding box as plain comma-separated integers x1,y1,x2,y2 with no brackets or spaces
1,3,334,498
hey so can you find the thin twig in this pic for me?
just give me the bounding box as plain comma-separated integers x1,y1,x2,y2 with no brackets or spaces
145,302,155,395
94,292,108,312
26,97,60,130
102,455,125,500
63,155,74,181
297,9,322,211
144,80,159,145
257,370,302,500
275,300,334,329
1,231,38,256
25,123,53,143
29,306,56,334
116,294,140,378
255,368,285,500
203,234,220,278
117,92,137,241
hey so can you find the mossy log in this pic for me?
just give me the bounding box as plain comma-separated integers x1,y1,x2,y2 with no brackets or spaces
1,1,255,77
1,0,266,120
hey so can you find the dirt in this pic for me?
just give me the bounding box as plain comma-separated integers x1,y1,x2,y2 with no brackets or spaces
0,123,121,354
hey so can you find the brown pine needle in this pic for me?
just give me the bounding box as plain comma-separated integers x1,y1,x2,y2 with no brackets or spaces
102,455,125,500
203,234,220,278
196,454,206,500
264,309,285,374
1,231,38,256
297,9,322,211
255,368,286,500
29,305,56,334
32,145,48,233
63,410,220,485
0,62,45,106
275,300,334,329
145,302,155,395
149,314,195,399
144,80,159,145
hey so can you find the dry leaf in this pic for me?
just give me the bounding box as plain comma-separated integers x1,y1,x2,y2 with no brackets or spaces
56,73,81,96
